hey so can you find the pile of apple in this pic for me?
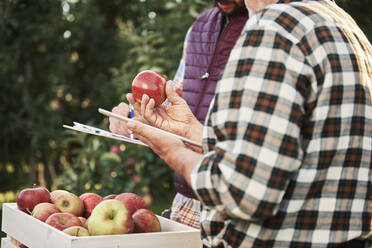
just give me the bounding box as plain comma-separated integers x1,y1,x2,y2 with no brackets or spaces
16,187,161,237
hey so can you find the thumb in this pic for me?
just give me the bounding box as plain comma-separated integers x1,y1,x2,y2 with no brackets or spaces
165,80,184,105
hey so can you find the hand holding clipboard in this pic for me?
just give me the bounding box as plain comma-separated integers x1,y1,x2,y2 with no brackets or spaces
98,108,202,148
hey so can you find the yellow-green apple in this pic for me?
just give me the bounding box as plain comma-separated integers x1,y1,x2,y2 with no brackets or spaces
63,226,90,236
132,70,167,106
32,202,61,222
16,187,51,214
115,192,147,215
79,192,103,218
53,192,84,216
103,194,117,200
50,189,69,202
45,212,82,231
88,199,133,235
132,209,161,233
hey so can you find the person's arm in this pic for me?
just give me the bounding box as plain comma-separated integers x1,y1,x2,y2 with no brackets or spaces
126,119,203,186
190,24,314,221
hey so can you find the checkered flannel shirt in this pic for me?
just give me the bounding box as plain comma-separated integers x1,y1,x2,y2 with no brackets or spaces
190,0,372,247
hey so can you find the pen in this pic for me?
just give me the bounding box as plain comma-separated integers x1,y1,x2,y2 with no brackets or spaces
129,104,134,139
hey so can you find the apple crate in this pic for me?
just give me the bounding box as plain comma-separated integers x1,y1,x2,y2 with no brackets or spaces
1,203,202,248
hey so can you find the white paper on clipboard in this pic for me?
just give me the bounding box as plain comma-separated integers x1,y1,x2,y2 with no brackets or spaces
63,122,147,146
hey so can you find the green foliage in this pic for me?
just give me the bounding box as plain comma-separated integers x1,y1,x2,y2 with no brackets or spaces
0,0,210,207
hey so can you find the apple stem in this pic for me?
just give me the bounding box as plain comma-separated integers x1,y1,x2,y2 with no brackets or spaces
26,208,32,215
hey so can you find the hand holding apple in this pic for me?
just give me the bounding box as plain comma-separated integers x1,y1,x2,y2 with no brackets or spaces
132,70,167,107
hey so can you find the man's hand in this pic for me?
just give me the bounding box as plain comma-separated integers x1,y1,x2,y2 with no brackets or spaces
126,119,203,186
109,102,147,137
127,81,203,143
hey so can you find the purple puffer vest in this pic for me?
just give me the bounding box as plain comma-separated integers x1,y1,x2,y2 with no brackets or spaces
174,7,248,199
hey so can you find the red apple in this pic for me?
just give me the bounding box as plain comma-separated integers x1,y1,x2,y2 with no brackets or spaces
50,189,69,202
45,212,82,231
88,199,133,235
103,194,117,200
132,209,161,233
115,193,147,215
132,70,167,106
63,226,90,236
16,187,51,214
79,192,103,218
53,192,84,216
32,202,61,222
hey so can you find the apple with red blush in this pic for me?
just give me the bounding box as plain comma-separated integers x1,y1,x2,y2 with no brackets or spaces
132,208,161,233
16,187,51,214
45,212,82,231
115,192,147,215
132,70,167,107
53,192,84,216
32,202,61,222
88,199,133,235
79,192,103,218
103,194,117,200
63,226,90,236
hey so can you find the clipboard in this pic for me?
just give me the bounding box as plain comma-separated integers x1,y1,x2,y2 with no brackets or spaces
98,108,203,148
63,122,147,146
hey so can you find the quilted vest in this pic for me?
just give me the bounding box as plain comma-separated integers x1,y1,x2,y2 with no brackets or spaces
174,7,248,199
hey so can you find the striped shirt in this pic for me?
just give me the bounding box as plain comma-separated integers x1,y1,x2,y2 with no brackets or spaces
190,0,372,247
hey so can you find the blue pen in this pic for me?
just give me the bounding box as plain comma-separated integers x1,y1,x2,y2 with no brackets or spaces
129,104,134,139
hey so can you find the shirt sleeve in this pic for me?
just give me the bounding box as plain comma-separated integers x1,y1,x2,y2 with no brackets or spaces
191,22,315,221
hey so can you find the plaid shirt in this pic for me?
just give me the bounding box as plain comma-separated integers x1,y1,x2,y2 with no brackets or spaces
190,0,372,247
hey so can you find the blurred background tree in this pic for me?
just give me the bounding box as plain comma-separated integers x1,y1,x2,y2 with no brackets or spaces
0,0,370,238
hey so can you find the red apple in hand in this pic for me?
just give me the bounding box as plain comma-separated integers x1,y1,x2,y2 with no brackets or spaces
88,199,133,235
53,192,84,216
16,187,51,214
115,193,147,215
132,70,167,106
45,212,82,231
132,209,161,233
32,202,61,222
79,192,103,218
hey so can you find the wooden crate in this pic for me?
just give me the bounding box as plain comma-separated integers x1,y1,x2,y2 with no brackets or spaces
1,203,202,248
2,238,20,248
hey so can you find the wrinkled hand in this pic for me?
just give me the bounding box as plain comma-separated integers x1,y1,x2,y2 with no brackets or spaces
126,119,202,184
127,81,203,143
109,102,147,137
